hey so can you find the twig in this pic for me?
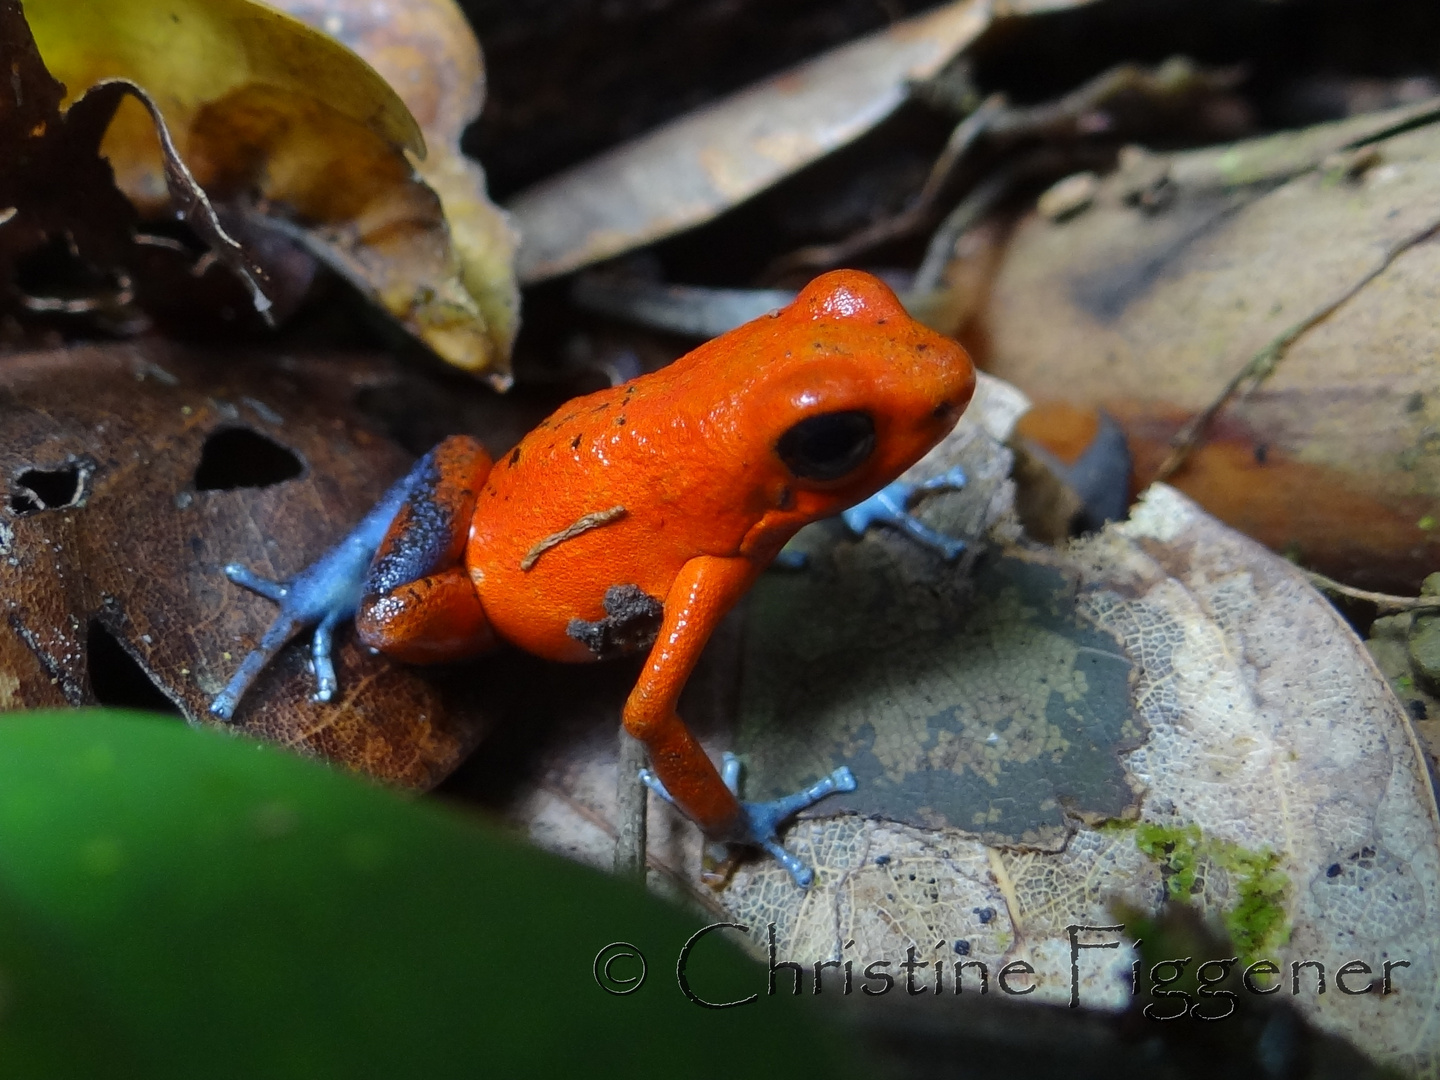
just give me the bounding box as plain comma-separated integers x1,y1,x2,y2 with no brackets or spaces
614,729,649,880
910,168,1017,296
765,58,1243,279
1155,219,1440,482
764,94,1008,278
1302,570,1440,613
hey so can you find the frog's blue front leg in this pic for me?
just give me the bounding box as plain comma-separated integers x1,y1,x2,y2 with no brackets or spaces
841,465,968,560
209,453,431,720
641,752,855,888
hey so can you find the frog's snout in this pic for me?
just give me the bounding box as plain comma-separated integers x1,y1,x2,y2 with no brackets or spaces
932,398,964,424
927,342,976,427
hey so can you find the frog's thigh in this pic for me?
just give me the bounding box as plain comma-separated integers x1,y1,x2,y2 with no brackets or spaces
356,435,497,664
357,568,495,663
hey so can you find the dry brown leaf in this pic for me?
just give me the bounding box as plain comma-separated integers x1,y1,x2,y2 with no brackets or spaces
979,100,1440,592
0,343,497,787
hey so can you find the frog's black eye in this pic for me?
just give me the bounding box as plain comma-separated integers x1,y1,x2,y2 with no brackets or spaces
777,410,876,481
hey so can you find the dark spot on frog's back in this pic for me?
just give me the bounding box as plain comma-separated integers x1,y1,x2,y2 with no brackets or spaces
567,585,664,660
508,446,521,468
571,434,583,451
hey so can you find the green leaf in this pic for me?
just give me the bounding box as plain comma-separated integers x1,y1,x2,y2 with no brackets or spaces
0,711,843,1078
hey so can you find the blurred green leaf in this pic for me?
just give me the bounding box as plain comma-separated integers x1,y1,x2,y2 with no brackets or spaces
0,711,841,1078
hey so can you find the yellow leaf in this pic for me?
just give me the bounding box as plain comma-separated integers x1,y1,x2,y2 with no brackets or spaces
26,0,421,202
272,0,520,387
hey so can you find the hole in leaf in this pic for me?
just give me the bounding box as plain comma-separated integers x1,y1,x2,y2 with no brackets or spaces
194,428,304,491
9,463,84,515
13,235,115,308
8,491,40,515
86,619,181,716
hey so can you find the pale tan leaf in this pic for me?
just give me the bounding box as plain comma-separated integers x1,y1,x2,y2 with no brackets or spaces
726,479,1439,1074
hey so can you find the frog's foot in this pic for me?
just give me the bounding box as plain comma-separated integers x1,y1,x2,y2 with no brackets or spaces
641,753,857,888
210,548,371,720
733,762,856,888
840,464,968,560
210,478,416,720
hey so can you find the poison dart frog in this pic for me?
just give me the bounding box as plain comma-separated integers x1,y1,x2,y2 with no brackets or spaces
211,270,976,887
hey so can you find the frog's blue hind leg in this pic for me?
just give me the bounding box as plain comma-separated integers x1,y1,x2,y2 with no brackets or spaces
209,458,425,720
841,464,969,560
212,436,496,720
641,752,855,888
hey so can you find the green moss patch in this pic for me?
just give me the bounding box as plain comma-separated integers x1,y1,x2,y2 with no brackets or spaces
1134,821,1290,960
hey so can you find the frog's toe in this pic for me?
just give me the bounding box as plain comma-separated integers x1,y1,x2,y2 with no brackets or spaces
769,546,810,572
924,464,970,494
210,607,307,720
638,767,676,805
309,610,345,703
720,751,742,795
841,466,968,561
223,564,289,602
640,756,854,887
761,840,814,889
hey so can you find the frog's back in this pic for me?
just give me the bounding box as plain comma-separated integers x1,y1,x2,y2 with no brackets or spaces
467,368,763,662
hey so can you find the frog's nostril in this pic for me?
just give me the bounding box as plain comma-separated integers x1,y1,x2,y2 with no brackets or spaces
932,400,957,421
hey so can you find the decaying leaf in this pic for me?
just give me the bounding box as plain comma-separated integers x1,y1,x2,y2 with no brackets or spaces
24,0,517,383
979,99,1440,592
0,342,498,787
732,497,1439,1073
507,0,1100,284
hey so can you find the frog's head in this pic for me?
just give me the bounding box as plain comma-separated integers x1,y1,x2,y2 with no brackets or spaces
695,269,975,536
